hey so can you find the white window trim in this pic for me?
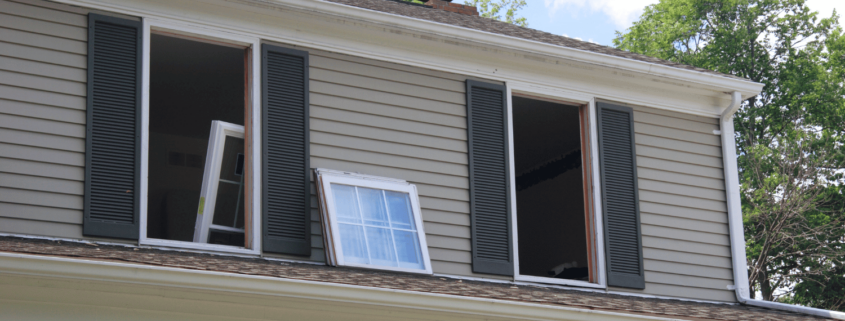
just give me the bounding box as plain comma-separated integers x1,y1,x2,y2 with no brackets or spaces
506,82,607,289
315,169,434,275
139,17,262,255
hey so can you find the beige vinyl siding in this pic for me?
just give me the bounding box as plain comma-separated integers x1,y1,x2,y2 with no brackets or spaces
607,104,735,302
264,46,508,278
0,0,89,239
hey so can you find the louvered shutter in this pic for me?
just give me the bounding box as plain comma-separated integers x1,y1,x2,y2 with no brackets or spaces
83,14,142,239
261,44,311,256
467,80,513,276
597,102,645,289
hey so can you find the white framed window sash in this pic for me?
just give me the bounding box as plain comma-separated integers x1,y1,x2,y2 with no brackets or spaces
139,17,262,255
316,169,433,275
193,121,246,244
506,82,607,289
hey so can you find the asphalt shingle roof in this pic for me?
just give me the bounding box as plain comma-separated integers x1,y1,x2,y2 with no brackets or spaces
322,0,748,81
0,236,829,321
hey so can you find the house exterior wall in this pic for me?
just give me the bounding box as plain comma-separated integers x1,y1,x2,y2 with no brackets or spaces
0,0,735,302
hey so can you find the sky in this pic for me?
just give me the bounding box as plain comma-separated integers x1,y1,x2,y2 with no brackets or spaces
514,0,845,46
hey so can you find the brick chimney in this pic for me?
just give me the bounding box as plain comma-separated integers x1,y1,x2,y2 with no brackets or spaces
423,0,479,16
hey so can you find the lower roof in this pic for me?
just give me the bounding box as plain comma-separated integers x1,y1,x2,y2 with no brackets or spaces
0,236,827,321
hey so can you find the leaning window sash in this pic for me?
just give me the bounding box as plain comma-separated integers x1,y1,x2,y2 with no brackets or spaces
315,168,433,274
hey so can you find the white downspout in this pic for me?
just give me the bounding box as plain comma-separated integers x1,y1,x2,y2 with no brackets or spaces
721,91,845,319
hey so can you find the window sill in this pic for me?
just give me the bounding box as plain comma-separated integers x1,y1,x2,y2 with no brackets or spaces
514,274,606,289
140,238,260,256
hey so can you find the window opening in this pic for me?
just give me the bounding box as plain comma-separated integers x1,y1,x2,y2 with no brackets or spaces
146,33,249,248
512,96,595,282
315,169,433,274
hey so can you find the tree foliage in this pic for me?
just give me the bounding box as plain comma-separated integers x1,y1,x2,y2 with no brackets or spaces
463,0,527,27
614,0,845,310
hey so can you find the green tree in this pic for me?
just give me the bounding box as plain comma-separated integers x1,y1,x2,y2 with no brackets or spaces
463,0,527,27
614,0,845,310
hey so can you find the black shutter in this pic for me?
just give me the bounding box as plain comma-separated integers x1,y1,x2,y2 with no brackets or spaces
83,14,142,239
597,102,645,289
467,80,513,276
262,44,311,256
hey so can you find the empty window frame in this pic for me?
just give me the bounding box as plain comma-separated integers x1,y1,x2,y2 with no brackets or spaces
511,95,599,286
140,21,261,254
315,169,433,274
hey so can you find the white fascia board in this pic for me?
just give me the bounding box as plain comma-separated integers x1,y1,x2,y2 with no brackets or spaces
266,0,764,98
0,252,676,321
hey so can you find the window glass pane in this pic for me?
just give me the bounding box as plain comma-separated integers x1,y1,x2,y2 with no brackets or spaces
357,187,389,227
365,226,397,267
393,229,423,269
339,223,368,264
331,184,361,224
385,191,414,230
212,136,245,229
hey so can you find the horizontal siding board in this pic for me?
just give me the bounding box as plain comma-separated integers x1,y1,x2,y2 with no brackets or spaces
421,209,470,226
0,172,82,195
0,113,86,138
0,186,82,209
424,222,470,239
644,248,733,268
642,224,730,246
612,283,735,302
311,93,466,128
0,12,85,40
418,196,470,214
311,119,467,152
0,157,83,181
309,55,464,92
310,144,467,177
415,183,469,202
637,145,723,168
311,105,466,140
0,98,85,124
639,190,727,212
0,26,85,54
0,40,86,68
643,236,732,257
640,213,729,235
0,127,84,152
0,69,85,96
311,132,465,164
0,56,86,83
644,271,733,290
429,247,472,264
311,81,465,116
0,142,84,166
426,234,471,251
0,83,86,110
0,0,86,27
629,105,720,124
640,201,728,224
0,202,82,224
634,122,720,146
311,67,465,104
644,259,733,279
635,134,722,157
638,179,725,201
638,157,725,180
311,157,468,189
633,111,720,134
0,216,82,238
310,51,466,82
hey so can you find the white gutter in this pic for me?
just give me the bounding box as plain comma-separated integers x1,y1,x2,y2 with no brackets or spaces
721,91,845,320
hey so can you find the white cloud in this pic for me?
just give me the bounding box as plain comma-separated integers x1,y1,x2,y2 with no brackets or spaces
543,0,658,30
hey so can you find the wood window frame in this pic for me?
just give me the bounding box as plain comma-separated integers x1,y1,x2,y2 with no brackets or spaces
315,168,434,275
506,84,607,289
138,18,263,255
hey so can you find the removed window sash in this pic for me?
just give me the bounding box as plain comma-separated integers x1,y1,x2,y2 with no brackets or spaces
193,120,247,246
315,168,433,274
